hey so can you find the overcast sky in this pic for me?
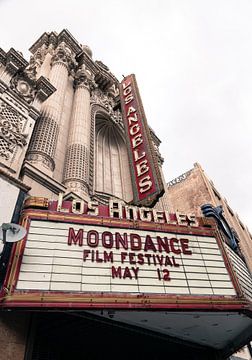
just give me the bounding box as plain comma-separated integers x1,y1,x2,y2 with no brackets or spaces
0,0,252,232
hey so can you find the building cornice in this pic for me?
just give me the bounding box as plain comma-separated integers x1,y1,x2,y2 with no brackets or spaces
0,168,31,192
21,161,67,194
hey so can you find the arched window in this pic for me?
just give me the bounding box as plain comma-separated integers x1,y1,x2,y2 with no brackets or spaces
95,116,133,202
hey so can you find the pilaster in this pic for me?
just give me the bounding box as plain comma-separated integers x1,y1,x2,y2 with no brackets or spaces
63,66,95,200
26,42,76,174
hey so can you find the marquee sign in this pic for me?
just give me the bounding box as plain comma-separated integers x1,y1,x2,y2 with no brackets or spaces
120,74,164,206
0,196,246,310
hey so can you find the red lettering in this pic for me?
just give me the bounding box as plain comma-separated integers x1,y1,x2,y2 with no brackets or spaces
123,267,132,279
87,230,99,247
144,235,157,252
129,252,136,264
112,266,122,278
102,231,113,248
104,251,114,263
180,238,192,255
170,238,181,254
137,253,144,265
157,236,170,253
121,252,128,263
163,269,170,281
83,249,90,261
131,267,139,279
130,233,142,250
115,232,128,250
68,228,83,246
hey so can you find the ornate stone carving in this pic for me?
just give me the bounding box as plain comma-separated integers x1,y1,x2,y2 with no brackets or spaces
25,53,42,81
91,88,123,128
0,100,27,160
51,43,76,71
26,152,55,170
10,75,35,104
74,67,95,91
64,180,89,196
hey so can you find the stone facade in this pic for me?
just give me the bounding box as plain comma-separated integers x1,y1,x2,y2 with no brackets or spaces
166,163,252,273
4,29,165,206
0,30,251,360
0,31,167,359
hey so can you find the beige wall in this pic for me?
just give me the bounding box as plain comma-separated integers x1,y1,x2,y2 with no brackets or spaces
167,163,252,273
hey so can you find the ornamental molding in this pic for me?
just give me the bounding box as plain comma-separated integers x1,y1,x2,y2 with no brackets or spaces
76,52,118,90
64,180,89,196
0,100,28,160
10,74,35,104
91,89,123,129
0,48,28,81
10,73,55,106
51,43,77,72
25,152,55,171
28,30,119,90
29,30,82,57
74,67,96,91
57,29,82,56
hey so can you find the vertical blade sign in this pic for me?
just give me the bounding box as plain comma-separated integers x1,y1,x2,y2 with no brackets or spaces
120,74,164,207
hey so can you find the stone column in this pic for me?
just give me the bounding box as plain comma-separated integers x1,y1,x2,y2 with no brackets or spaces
27,43,74,174
63,66,94,200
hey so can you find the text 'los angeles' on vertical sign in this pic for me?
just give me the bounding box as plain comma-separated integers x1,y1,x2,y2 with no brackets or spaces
120,74,164,207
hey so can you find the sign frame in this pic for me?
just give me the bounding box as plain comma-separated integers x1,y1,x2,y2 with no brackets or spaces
0,205,247,311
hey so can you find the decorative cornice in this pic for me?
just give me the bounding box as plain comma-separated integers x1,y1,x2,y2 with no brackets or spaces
29,30,82,58
35,76,56,102
5,48,28,76
77,51,119,90
29,32,51,54
29,30,119,91
57,29,82,56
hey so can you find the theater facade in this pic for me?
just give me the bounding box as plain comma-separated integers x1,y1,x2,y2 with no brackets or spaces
0,29,251,359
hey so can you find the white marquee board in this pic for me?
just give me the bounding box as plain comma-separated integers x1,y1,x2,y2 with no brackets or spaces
16,220,236,297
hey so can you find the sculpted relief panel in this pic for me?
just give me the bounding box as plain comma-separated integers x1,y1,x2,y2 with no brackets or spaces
0,98,32,173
